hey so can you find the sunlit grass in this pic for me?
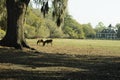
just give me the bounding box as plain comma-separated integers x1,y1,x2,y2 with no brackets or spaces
27,39,120,56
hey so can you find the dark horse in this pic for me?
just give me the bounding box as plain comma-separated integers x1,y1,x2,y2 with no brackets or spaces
37,39,53,46
37,39,44,45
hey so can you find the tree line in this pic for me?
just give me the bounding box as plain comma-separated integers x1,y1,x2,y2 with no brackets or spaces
0,5,95,39
0,1,120,40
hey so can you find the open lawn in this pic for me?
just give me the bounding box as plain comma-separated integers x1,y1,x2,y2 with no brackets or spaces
29,39,120,56
0,39,120,80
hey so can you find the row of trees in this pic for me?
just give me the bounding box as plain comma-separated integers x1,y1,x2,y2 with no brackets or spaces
23,5,96,39
1,4,120,40
0,2,96,39
24,7,99,39
24,7,120,39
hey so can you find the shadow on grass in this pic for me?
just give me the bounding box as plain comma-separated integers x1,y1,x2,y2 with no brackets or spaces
0,47,120,80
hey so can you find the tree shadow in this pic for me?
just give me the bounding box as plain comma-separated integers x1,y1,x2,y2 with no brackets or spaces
0,47,120,80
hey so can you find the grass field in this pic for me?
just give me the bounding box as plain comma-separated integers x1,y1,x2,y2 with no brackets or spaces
28,39,120,56
0,39,120,80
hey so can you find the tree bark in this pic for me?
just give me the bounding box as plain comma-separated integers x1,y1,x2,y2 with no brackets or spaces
0,0,31,49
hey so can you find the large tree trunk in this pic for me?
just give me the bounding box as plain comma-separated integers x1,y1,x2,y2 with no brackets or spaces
0,0,31,49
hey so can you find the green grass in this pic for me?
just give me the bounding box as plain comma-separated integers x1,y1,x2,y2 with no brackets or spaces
28,39,120,56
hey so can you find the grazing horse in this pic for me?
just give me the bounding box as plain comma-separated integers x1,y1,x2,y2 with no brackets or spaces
43,39,53,46
37,39,44,45
37,39,53,46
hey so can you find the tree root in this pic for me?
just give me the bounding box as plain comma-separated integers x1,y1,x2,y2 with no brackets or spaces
0,39,36,50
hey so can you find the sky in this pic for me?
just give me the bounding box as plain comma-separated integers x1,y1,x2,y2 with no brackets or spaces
68,0,120,27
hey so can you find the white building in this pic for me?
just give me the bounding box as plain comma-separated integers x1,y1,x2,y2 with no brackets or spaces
96,24,118,39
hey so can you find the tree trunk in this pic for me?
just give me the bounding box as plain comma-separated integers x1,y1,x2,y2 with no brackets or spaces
0,0,31,49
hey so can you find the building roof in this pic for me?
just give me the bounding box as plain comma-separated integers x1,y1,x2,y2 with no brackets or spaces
101,28,117,33
99,24,118,34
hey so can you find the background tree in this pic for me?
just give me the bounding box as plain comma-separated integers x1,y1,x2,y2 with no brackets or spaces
25,6,64,38
115,23,120,29
0,0,68,49
82,23,96,38
116,24,120,39
117,27,120,39
94,22,106,33
63,14,84,39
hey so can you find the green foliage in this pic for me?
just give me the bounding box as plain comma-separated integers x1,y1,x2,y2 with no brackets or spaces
82,23,96,38
0,0,5,14
52,0,68,27
0,1,100,39
117,27,120,39
26,8,43,27
62,15,84,39
51,28,64,38
115,23,120,29
33,0,68,27
94,22,106,33
115,23,120,39
26,7,46,38
63,15,85,39
25,7,64,38
24,24,36,39
0,29,5,39
37,25,50,38
0,0,7,30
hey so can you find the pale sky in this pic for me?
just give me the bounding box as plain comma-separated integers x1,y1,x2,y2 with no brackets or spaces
68,0,120,27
